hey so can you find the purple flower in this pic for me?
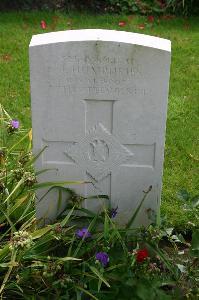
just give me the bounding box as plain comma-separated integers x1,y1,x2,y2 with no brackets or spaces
76,227,91,239
110,206,118,218
11,119,19,129
96,252,109,267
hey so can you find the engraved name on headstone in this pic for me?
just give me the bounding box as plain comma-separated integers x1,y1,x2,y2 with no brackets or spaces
29,29,171,226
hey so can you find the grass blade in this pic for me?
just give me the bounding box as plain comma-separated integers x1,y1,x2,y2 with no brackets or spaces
126,185,152,229
76,285,99,300
88,265,110,288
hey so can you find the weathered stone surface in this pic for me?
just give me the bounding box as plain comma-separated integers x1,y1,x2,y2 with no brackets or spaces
29,29,171,226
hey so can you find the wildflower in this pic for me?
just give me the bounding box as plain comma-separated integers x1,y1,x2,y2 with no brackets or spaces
10,230,33,250
76,227,91,239
118,21,126,27
110,206,118,218
148,262,160,273
23,172,37,186
11,119,19,129
147,15,155,23
138,24,145,30
96,252,109,267
2,54,12,61
40,20,47,29
54,223,62,233
7,119,20,134
136,248,149,263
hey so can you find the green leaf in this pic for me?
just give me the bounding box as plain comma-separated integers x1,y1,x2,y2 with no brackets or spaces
0,204,16,232
146,242,178,280
37,185,75,204
3,178,24,204
75,285,99,300
0,262,19,268
177,189,190,201
190,229,199,257
58,257,81,262
31,226,51,240
89,265,110,288
176,264,186,273
35,168,58,175
0,244,10,261
126,185,152,229
31,180,88,190
73,214,99,257
7,131,30,154
165,228,173,236
0,251,17,294
171,233,187,244
60,206,75,227
24,146,47,167
106,263,125,272
190,195,199,208
86,195,109,200
104,212,109,240
74,207,99,218
191,229,199,250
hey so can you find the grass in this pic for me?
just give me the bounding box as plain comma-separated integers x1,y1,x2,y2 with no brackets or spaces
0,11,198,229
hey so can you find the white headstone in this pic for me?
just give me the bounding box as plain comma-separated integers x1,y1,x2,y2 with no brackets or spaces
29,29,171,226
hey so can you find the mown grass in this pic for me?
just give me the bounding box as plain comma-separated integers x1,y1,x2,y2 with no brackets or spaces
0,11,198,229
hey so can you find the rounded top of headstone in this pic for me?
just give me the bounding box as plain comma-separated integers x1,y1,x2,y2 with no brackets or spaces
29,29,171,52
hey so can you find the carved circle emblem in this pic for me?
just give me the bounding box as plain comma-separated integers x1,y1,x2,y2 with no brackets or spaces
89,139,109,162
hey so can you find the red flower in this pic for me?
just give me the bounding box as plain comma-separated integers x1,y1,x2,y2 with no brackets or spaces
136,248,149,263
118,21,126,27
161,15,175,20
148,15,155,23
138,24,145,30
2,54,12,61
40,20,47,29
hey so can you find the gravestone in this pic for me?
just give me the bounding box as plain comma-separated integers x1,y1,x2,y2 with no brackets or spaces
29,29,171,226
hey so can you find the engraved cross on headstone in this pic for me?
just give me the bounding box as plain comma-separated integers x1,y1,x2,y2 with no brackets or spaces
43,99,155,208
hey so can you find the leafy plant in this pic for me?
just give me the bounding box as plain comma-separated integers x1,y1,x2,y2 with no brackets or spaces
0,106,198,299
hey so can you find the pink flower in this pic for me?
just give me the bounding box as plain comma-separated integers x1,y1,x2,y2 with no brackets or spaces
40,20,47,29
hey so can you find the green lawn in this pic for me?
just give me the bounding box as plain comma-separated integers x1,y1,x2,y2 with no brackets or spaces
0,11,198,229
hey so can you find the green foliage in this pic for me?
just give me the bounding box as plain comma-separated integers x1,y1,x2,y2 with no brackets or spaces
0,0,198,16
190,229,199,257
0,110,198,299
176,189,199,228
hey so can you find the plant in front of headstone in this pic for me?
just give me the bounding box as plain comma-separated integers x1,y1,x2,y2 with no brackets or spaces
0,107,198,299
0,104,35,228
0,104,88,296
1,199,198,299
